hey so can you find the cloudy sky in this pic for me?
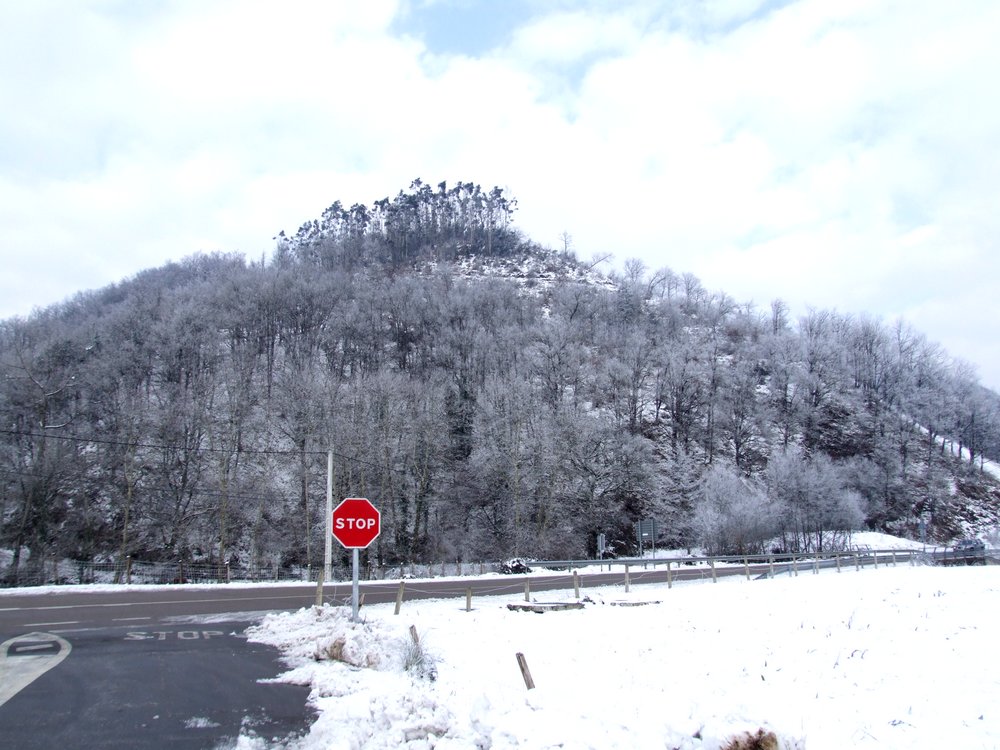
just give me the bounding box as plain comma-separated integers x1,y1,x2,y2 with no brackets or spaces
2,0,999,389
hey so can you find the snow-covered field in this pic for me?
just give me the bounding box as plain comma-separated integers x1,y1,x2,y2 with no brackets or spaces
241,560,1000,750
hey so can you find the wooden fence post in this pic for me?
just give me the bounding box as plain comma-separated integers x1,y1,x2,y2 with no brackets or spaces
315,568,325,607
466,587,472,612
524,580,530,602
516,652,535,690
710,559,717,583
666,560,672,589
625,564,631,593
394,580,405,615
573,571,580,599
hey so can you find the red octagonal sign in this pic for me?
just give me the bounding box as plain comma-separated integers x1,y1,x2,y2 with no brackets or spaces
331,497,381,549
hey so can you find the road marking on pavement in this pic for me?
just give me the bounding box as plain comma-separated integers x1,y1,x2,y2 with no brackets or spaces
113,616,151,622
0,632,72,708
124,630,227,641
23,621,80,627
8,642,57,653
0,593,322,613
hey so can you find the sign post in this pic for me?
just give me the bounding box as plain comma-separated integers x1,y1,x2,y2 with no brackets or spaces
331,497,381,622
635,518,658,559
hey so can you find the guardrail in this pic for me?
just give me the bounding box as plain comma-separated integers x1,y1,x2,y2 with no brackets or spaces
0,558,321,588
1,546,992,589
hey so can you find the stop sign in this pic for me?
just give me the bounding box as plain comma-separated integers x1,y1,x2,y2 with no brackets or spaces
331,497,381,549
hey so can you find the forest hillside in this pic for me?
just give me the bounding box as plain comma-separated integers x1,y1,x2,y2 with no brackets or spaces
2,180,999,584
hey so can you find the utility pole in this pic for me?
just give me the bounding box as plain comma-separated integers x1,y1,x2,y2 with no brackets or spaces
324,449,333,582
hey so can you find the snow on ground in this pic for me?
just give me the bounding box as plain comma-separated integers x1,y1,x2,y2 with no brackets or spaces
849,531,927,550
241,562,1000,750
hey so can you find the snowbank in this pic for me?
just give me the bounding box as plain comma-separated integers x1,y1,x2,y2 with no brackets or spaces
244,563,1000,749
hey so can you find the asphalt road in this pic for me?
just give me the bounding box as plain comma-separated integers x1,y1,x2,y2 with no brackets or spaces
0,619,313,749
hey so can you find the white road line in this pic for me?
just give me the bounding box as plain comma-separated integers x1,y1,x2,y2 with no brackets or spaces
23,621,80,627
112,617,151,622
10,643,56,652
0,605,75,612
2,593,316,612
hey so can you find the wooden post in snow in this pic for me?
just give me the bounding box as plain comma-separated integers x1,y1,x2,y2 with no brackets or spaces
314,568,325,607
394,580,405,615
516,652,535,690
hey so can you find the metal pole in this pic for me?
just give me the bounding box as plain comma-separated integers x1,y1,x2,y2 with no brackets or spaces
325,451,333,582
351,548,360,622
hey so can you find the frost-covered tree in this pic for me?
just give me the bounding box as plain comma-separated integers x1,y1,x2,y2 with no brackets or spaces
765,448,864,553
694,464,779,556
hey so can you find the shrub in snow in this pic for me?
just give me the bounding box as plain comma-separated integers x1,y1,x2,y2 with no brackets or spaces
721,728,779,750
497,558,532,574
402,635,438,681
